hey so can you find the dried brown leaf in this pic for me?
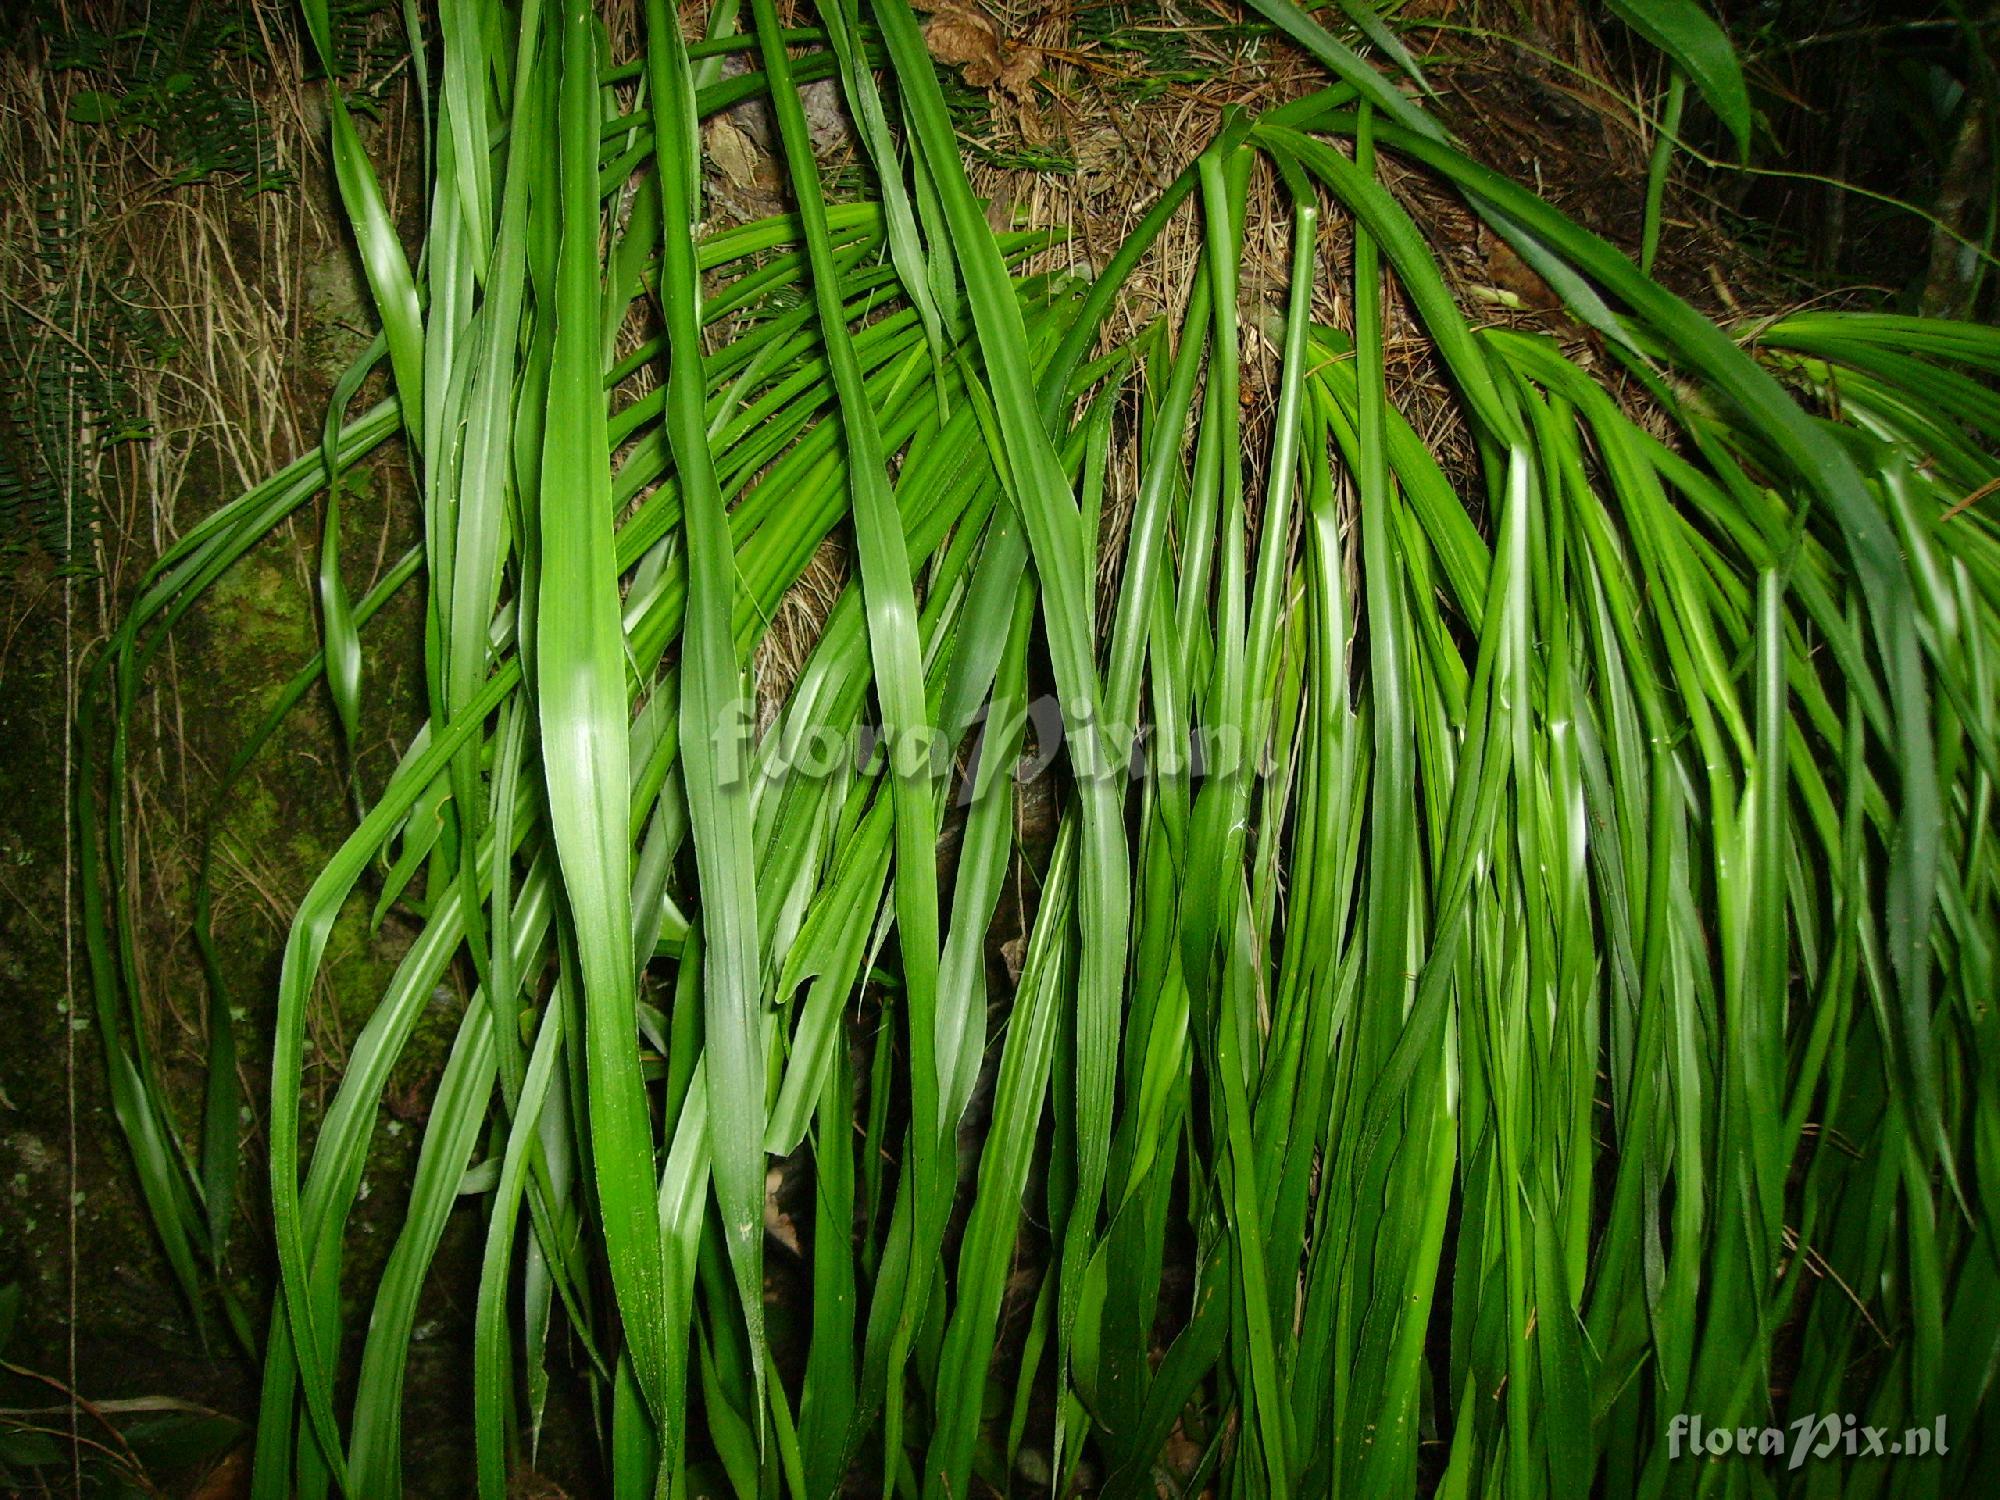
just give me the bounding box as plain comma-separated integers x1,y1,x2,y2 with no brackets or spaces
705,116,763,189
924,9,999,70
923,6,1042,102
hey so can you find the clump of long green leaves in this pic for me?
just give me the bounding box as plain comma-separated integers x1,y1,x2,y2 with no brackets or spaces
78,0,2000,1494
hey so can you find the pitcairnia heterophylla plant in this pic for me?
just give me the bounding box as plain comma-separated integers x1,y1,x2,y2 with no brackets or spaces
75,0,2000,1490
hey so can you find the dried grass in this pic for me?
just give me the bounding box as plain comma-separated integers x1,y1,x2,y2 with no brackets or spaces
0,0,422,1114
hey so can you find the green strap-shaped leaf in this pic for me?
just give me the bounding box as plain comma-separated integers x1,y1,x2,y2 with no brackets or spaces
298,0,427,440
749,0,939,1193
642,0,770,1431
538,0,674,1436
1234,0,1442,142
867,0,1133,1441
1381,122,1946,1186
1604,0,1751,160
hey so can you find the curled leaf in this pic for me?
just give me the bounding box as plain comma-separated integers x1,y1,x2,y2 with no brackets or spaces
922,6,1041,101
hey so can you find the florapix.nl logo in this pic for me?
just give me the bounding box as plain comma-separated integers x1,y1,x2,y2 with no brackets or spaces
1667,1413,1948,1470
